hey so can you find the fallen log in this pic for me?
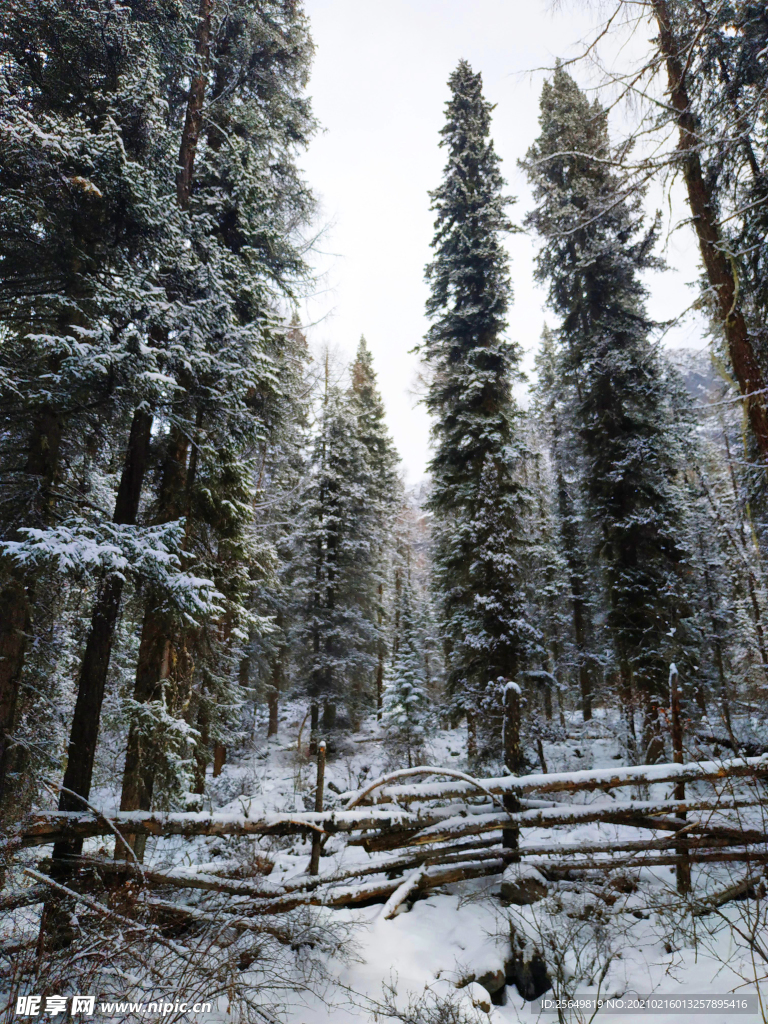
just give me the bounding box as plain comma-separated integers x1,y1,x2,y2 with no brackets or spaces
16,807,427,849
49,825,768,904
343,754,768,805
358,796,764,851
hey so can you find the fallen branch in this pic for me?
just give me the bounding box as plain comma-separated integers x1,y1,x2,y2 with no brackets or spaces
381,866,428,919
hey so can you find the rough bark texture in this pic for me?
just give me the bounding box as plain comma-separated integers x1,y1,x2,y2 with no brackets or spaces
0,577,31,817
117,423,190,858
502,684,521,855
653,0,768,462
43,409,151,949
176,0,213,210
54,410,153,841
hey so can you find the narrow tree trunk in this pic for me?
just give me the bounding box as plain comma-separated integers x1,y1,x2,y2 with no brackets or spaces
555,464,593,721
267,612,283,737
116,424,190,857
308,741,325,875
466,709,478,764
176,0,213,210
502,683,521,856
0,577,31,820
619,663,638,762
309,700,319,756
653,0,768,462
42,409,151,946
669,665,691,893
55,409,152,833
267,685,279,738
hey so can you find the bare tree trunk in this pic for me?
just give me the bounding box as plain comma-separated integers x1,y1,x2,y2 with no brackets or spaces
115,424,190,859
376,582,385,718
554,464,593,721
308,741,325,875
0,577,31,820
669,665,691,893
653,0,768,462
267,612,283,737
502,683,521,856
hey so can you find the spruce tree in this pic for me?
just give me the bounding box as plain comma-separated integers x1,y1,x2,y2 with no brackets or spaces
523,67,696,759
422,60,538,741
291,361,378,739
348,337,400,716
383,561,427,767
0,0,189,819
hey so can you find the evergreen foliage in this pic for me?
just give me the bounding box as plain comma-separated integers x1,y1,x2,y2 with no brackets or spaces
383,561,428,767
290,363,379,731
422,60,538,723
523,67,697,755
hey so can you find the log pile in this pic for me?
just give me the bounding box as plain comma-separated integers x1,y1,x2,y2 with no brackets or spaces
7,752,768,915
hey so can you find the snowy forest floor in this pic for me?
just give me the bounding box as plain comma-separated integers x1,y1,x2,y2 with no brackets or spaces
10,706,768,1024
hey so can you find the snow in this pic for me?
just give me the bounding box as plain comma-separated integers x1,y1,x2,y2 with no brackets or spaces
10,705,766,1023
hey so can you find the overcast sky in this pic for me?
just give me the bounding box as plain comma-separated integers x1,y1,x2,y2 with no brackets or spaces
299,0,707,483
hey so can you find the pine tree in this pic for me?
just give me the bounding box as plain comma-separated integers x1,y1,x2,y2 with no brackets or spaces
290,359,379,740
523,66,696,760
0,0,190,819
115,0,317,843
383,561,427,767
348,337,400,717
422,60,538,739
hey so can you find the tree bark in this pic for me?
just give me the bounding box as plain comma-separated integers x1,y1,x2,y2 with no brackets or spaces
55,409,152,837
502,683,521,855
0,404,64,817
0,577,31,819
652,0,768,463
116,423,190,858
176,0,213,210
42,409,151,948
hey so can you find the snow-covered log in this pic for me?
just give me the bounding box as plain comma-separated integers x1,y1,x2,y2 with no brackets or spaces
360,795,765,851
342,754,768,805
15,806,424,848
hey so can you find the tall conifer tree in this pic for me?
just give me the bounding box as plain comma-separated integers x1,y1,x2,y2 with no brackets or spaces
349,337,400,715
523,67,696,759
422,61,537,740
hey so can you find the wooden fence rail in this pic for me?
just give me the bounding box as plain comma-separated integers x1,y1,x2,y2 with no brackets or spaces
5,752,768,912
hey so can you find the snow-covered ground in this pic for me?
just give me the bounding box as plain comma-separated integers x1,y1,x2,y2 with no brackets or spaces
11,705,766,1024
145,704,766,1024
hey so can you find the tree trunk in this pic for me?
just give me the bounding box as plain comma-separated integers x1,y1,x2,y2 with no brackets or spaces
502,684,521,856
376,582,385,717
42,409,151,947
0,577,31,820
0,403,64,817
653,0,768,463
116,423,191,857
176,0,213,210
555,464,593,721
55,409,152,835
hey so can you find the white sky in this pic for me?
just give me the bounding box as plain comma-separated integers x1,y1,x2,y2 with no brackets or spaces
299,0,708,483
